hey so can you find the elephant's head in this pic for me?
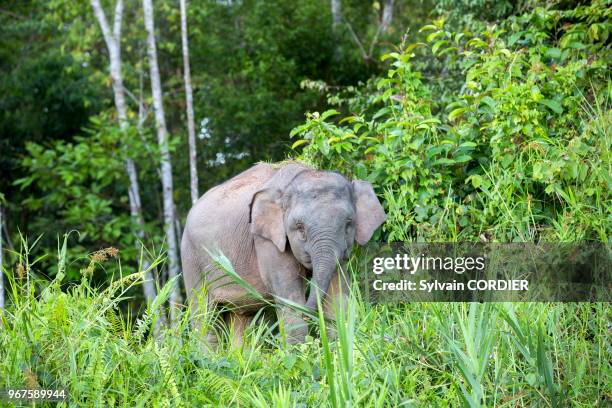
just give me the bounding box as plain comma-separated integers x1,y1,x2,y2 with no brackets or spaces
250,164,386,310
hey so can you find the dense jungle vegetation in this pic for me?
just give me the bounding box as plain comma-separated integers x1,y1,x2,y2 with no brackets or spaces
0,0,610,406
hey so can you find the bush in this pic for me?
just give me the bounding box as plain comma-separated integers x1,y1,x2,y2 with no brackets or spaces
13,113,163,280
291,1,610,242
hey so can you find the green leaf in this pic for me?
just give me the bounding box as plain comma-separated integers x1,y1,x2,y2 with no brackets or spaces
373,107,392,120
433,158,455,166
468,175,483,189
437,46,458,57
545,47,562,59
320,141,330,156
449,107,467,121
381,52,400,61
283,354,297,370
405,42,426,53
466,38,487,48
419,24,438,32
533,162,543,180
320,109,340,121
426,31,445,43
480,96,496,110
432,40,448,55
501,154,513,169
291,139,309,149
539,99,564,114
426,146,445,158
454,155,472,163
339,116,358,124
290,123,311,137
419,118,442,125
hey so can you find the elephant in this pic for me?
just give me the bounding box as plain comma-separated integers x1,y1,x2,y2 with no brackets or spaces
181,161,386,345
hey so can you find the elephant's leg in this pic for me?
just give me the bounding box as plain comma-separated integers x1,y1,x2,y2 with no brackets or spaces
323,265,351,340
277,302,308,345
226,312,253,349
254,237,308,345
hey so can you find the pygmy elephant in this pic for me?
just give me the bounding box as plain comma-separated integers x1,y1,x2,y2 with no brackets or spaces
181,162,386,345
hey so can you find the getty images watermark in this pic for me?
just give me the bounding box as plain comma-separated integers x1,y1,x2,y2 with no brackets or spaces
372,253,528,292
357,243,611,302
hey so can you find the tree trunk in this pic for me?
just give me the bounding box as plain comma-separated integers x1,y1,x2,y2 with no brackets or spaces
143,0,183,323
381,0,394,33
0,201,4,309
90,0,157,305
330,0,342,33
180,0,199,205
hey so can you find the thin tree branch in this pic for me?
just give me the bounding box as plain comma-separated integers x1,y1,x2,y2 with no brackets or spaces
368,23,384,58
343,18,369,61
124,86,143,107
369,0,394,56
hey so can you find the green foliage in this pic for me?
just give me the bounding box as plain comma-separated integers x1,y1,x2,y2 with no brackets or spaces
0,0,104,210
0,243,609,406
434,0,532,23
1,2,610,405
435,304,498,407
292,1,611,242
186,0,418,185
1,0,436,248
13,114,160,279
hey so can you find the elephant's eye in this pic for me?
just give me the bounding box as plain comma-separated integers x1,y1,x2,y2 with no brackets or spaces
346,219,353,230
295,222,306,240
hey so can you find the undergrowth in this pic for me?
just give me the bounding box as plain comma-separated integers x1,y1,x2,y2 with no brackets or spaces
0,238,609,407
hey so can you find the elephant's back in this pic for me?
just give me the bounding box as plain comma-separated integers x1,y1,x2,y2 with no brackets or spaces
184,163,275,241
192,163,274,216
182,163,276,306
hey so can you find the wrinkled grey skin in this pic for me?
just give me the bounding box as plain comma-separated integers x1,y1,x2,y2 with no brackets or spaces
181,162,385,345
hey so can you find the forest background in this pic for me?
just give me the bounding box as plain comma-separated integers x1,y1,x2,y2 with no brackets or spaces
0,0,610,406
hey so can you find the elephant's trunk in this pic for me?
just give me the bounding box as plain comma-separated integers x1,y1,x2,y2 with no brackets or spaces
305,240,339,311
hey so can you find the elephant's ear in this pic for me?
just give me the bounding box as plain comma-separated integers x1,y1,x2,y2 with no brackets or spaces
352,180,386,245
250,188,286,252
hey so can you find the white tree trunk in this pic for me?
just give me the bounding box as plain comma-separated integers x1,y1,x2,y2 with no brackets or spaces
381,0,394,33
143,0,182,323
180,0,199,205
90,0,157,305
0,201,4,309
330,0,342,32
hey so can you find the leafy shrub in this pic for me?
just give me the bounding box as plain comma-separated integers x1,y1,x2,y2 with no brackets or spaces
14,114,162,280
292,1,610,242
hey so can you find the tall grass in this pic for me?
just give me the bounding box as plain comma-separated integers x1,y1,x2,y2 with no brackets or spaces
0,239,609,407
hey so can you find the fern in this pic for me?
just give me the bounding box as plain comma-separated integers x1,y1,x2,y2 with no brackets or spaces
155,344,183,408
133,275,179,342
106,309,123,337
196,366,248,406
